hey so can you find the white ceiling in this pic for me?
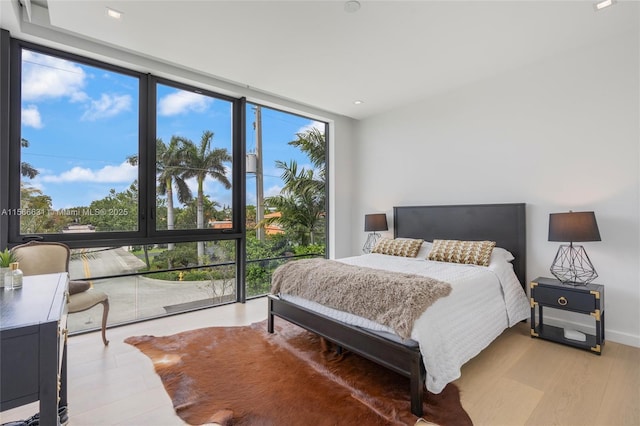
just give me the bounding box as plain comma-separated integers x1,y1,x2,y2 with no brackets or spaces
1,0,638,119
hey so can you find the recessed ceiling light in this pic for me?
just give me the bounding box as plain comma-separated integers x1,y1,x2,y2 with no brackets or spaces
594,0,615,11
106,7,123,20
344,1,361,13
353,100,364,105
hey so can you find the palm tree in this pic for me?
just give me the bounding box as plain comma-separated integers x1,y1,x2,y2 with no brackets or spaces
289,127,325,183
180,130,231,263
262,160,324,245
260,128,326,245
20,138,39,179
127,138,192,252
156,137,193,247
19,185,53,233
283,127,325,204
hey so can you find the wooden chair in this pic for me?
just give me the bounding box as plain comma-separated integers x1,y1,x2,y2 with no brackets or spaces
11,241,110,345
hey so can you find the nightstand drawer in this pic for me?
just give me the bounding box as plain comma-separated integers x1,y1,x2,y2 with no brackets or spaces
533,286,596,312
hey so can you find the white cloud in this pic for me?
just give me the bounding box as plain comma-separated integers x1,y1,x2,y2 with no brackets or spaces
81,94,132,121
297,120,325,135
41,161,137,183
203,168,233,192
298,162,314,171
184,177,199,198
265,184,283,197
24,180,45,192
22,50,88,102
22,52,131,122
158,91,212,116
22,105,43,128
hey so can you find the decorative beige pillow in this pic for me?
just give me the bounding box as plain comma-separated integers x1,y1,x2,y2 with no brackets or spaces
372,238,423,257
427,239,496,266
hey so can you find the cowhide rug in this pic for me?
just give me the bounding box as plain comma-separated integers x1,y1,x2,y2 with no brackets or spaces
125,318,473,426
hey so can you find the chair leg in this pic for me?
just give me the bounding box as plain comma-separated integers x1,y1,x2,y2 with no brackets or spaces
100,298,110,346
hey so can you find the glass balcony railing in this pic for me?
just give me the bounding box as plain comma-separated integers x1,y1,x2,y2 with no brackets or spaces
67,249,322,335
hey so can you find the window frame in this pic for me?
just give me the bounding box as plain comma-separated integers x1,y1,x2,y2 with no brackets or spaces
149,76,244,241
5,39,246,249
244,101,329,250
0,32,330,307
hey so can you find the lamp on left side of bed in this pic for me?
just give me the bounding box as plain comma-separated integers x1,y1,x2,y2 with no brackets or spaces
363,213,388,253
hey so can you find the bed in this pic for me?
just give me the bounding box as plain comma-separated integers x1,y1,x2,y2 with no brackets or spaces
267,203,528,416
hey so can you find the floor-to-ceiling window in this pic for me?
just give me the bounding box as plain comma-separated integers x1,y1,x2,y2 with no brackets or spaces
244,104,327,298
0,33,327,333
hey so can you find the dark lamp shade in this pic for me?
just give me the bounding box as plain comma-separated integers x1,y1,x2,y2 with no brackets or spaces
548,211,601,243
364,213,388,232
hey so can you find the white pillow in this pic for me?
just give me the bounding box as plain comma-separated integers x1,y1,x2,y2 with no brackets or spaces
490,246,515,263
416,241,433,259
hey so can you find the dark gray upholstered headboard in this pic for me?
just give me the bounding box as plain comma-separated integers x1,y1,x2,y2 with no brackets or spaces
393,203,526,287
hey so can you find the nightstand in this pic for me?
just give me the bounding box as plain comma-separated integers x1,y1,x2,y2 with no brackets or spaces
530,276,604,354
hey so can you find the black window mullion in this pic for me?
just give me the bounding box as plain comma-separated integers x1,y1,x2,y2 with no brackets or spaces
0,30,11,250
235,97,247,303
143,74,155,237
7,39,23,243
323,121,330,259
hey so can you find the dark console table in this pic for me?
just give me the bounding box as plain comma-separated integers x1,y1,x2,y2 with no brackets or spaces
1,273,69,426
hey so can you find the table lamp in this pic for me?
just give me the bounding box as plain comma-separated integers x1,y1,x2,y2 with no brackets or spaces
363,213,388,253
548,211,601,285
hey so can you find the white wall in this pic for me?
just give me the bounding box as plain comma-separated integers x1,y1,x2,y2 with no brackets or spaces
329,120,357,259
349,30,639,347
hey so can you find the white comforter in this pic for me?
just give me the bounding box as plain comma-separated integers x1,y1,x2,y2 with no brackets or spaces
280,250,529,393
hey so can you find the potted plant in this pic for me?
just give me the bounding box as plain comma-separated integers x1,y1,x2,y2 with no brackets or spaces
0,248,17,288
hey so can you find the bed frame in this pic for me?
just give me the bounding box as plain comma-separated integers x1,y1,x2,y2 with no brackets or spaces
267,203,526,416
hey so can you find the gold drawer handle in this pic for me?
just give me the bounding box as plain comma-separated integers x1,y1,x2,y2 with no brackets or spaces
558,296,568,306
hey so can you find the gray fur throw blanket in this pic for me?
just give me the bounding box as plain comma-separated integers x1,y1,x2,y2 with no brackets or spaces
271,258,452,339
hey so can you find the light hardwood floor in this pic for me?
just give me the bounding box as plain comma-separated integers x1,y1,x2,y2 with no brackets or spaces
457,321,640,426
2,297,638,426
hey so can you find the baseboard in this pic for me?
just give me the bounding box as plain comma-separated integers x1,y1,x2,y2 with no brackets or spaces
605,329,640,348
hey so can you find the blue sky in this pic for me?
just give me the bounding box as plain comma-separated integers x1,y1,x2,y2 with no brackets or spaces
20,49,324,211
